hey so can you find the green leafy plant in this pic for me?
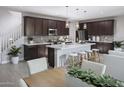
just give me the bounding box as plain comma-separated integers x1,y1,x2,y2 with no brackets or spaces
8,46,21,57
114,41,124,48
28,37,33,41
92,75,124,87
68,67,124,87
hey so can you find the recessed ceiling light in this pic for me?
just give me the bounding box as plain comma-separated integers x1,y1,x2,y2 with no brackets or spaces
76,8,79,11
84,10,87,13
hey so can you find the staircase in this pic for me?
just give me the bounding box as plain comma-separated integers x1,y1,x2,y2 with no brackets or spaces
0,28,23,64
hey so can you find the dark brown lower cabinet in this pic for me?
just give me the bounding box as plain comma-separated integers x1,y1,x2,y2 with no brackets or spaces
91,42,114,54
24,45,48,61
48,48,54,67
24,45,38,60
37,45,48,58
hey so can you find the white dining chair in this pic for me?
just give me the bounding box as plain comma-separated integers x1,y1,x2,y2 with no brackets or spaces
81,60,106,75
101,54,124,81
27,57,48,75
108,50,124,57
18,79,28,87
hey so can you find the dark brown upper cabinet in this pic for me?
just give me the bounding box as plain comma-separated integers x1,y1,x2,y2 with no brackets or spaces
81,20,114,36
79,23,84,30
64,28,69,35
24,16,69,36
104,20,114,35
57,21,65,35
87,22,99,35
57,21,69,36
24,17,35,36
97,20,114,35
24,17,43,36
35,18,43,36
92,22,98,35
87,22,93,35
98,21,105,35
48,20,57,29
42,19,49,36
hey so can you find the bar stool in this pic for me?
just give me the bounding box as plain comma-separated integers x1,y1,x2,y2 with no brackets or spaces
66,53,79,67
78,52,87,62
85,50,93,61
92,49,100,62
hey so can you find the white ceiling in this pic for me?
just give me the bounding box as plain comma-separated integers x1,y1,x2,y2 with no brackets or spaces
2,6,124,21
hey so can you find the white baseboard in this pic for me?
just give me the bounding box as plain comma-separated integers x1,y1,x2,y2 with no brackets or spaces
0,57,24,64
19,57,24,61
1,60,10,64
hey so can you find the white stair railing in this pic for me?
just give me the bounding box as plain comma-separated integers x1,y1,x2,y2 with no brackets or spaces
0,28,23,63
1,30,22,52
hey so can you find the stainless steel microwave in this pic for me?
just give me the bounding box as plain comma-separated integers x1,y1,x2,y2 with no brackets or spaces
48,28,57,36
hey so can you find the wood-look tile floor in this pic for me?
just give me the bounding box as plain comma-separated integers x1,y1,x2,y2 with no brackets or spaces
0,61,30,87
0,54,103,87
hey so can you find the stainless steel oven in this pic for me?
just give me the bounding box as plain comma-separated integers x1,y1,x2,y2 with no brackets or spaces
48,28,57,36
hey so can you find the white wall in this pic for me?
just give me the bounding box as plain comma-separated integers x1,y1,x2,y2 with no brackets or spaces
114,16,124,41
0,8,22,64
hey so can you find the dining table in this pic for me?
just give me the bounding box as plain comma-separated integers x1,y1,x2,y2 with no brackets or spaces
23,68,93,87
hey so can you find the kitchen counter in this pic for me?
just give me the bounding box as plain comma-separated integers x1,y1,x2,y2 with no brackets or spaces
88,41,114,54
87,40,113,43
46,43,95,50
24,42,50,61
24,42,50,46
47,43,95,67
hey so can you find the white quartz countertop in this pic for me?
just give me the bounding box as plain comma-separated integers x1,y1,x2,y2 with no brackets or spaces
86,40,113,43
46,43,95,50
24,42,50,46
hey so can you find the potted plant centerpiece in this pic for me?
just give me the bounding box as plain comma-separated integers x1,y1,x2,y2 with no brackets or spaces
114,41,124,51
28,37,34,44
8,46,21,64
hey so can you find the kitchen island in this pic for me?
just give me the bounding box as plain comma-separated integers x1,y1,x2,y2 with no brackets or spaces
46,43,95,67
24,42,50,61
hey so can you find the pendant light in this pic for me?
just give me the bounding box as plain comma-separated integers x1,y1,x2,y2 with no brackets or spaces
65,6,69,28
75,8,79,29
76,21,79,29
83,23,87,29
65,21,69,28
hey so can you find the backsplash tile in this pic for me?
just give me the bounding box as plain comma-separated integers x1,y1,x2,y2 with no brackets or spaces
100,35,114,42
88,35,114,42
24,36,70,43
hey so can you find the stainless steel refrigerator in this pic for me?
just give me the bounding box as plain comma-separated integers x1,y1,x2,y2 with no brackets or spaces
76,30,88,42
